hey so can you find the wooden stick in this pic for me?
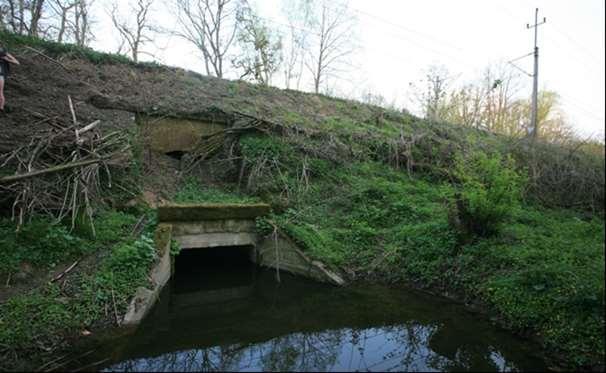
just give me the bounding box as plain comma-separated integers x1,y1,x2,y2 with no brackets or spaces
76,120,101,137
0,157,110,184
68,95,80,144
23,46,71,71
111,287,120,326
51,260,80,283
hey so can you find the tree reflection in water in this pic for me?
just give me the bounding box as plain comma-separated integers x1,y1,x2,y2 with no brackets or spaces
97,268,545,372
105,322,524,372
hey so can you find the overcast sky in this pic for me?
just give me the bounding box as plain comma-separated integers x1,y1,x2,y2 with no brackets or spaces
92,0,605,139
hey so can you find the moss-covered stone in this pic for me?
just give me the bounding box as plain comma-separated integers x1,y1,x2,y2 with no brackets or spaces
154,223,173,256
158,203,271,222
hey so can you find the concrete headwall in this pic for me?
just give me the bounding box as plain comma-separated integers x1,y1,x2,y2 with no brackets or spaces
138,115,226,153
255,233,345,286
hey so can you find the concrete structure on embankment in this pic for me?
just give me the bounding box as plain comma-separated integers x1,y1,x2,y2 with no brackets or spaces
122,203,344,326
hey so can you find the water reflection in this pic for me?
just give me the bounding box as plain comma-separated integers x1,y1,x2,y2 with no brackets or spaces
106,324,534,372
91,250,545,372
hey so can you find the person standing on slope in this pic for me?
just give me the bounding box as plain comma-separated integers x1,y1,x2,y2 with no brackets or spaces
0,47,20,112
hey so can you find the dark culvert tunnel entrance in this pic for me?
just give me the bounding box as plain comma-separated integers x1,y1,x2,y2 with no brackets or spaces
172,245,257,297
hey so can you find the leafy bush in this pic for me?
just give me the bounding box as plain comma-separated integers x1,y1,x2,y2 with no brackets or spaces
452,152,525,237
106,233,156,274
0,218,86,275
169,238,182,256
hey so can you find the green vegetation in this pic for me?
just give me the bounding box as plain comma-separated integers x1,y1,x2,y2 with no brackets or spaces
0,211,158,370
174,177,261,204
452,152,526,237
0,30,130,65
0,30,161,68
241,134,604,368
0,32,603,371
0,219,86,276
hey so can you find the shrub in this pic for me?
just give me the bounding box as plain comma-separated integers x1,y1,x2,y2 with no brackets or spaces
452,152,525,237
173,177,259,204
0,218,86,274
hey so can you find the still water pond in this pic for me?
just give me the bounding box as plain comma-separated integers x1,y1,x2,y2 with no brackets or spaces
84,248,547,372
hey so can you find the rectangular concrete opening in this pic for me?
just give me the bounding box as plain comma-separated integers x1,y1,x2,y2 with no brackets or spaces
173,245,256,294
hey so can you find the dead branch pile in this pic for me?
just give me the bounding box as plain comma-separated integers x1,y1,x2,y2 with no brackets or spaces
0,96,131,231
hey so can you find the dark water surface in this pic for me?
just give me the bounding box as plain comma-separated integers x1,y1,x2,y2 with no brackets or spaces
80,248,547,372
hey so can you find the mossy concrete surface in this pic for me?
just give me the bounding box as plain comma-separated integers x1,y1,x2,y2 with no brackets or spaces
171,220,257,235
256,233,345,286
158,203,271,222
123,224,174,326
138,115,226,153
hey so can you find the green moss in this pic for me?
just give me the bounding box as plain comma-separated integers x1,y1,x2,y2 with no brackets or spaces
154,224,173,256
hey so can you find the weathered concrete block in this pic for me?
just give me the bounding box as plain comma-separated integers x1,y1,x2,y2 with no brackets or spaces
256,233,345,286
177,232,257,249
154,223,173,256
139,116,225,153
158,203,271,222
171,219,256,235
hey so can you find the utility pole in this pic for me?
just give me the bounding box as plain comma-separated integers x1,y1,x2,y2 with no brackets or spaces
527,8,546,141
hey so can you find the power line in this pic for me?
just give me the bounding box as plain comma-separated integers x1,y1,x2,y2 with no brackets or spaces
346,4,466,54
497,2,604,73
558,95,606,122
548,22,604,67
255,11,478,71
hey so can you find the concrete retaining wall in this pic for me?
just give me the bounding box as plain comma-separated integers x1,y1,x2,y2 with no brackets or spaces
122,223,174,326
255,233,345,286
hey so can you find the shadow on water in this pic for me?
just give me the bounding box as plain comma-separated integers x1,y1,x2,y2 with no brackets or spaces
75,246,548,372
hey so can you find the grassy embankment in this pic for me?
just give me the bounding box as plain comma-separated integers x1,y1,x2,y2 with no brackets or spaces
0,31,603,369
237,134,604,369
0,210,157,370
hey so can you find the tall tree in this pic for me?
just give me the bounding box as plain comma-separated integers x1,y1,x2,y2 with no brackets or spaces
409,65,452,122
47,0,94,45
110,0,154,62
512,91,575,143
281,0,313,90
442,83,486,128
232,7,282,85
0,2,8,30
172,0,243,78
72,0,92,46
1,0,49,37
432,63,575,143
479,63,522,133
50,0,78,43
305,0,356,94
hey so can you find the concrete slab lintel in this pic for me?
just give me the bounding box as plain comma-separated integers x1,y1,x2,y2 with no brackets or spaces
176,232,257,249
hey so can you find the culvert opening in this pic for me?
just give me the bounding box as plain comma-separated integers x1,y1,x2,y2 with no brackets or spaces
173,245,256,293
165,150,186,160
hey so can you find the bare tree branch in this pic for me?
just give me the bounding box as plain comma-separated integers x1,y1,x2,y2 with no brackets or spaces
170,0,243,78
109,0,155,62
